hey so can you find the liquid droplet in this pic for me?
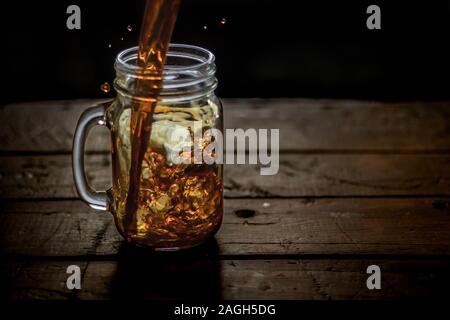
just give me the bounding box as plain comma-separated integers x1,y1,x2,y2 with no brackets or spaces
203,25,207,30
100,82,110,93
108,44,112,48
220,18,226,25
127,25,133,31
120,37,124,41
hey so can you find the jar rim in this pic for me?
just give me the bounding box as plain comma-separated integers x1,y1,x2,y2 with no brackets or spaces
114,44,218,102
115,43,215,75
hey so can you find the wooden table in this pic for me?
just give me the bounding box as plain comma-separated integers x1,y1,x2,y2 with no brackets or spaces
1,98,449,300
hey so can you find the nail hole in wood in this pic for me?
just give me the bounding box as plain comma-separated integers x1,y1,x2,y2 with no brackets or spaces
432,200,448,210
234,209,256,218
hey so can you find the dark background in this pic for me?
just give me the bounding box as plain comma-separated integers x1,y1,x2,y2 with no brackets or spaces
2,0,450,103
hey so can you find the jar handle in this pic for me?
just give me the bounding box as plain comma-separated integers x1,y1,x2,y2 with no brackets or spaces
72,103,110,210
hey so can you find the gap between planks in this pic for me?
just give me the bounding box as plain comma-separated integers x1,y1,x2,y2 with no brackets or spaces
3,149,450,157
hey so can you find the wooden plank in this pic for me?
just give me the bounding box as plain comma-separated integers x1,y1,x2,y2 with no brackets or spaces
1,259,449,300
1,99,450,153
1,198,449,257
0,154,111,199
0,99,109,154
0,154,449,199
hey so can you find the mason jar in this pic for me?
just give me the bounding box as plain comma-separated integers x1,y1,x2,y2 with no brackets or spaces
72,44,223,250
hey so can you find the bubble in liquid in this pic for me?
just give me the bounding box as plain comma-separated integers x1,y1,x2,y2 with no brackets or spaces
100,82,111,93
127,24,133,31
220,18,226,25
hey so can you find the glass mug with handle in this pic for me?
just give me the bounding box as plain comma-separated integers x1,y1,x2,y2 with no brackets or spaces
72,44,223,250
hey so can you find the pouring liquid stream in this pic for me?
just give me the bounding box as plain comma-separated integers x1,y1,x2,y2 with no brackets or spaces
124,0,181,237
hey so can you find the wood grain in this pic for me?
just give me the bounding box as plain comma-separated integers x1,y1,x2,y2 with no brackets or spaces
0,154,449,199
1,259,449,300
1,99,449,153
1,198,449,257
1,98,450,300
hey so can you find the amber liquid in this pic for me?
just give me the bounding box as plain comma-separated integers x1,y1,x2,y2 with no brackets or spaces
113,0,223,249
111,104,223,249
124,0,180,236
